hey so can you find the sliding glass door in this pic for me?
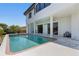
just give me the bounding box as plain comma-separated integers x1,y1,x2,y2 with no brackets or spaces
47,23,50,34
37,25,43,33
53,22,58,35
47,22,58,35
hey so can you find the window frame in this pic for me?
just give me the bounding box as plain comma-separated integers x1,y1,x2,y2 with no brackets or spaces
35,3,51,13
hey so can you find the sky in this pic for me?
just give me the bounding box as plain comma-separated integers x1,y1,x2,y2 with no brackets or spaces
0,3,32,26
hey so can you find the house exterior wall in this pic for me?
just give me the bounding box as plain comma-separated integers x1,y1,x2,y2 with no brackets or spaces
28,3,76,24
34,16,71,37
26,8,35,21
43,24,48,34
28,23,34,33
35,19,50,34
71,13,79,40
25,3,79,40
58,16,71,36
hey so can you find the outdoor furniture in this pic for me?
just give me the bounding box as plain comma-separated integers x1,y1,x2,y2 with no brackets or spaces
63,31,71,38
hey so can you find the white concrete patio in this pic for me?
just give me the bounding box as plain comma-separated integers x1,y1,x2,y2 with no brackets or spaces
53,36,79,50
15,42,79,56
28,33,79,50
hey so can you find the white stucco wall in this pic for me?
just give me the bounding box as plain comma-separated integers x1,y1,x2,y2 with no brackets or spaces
71,13,79,40
26,4,79,40
26,9,35,20
29,16,72,37
28,23,34,33
28,4,76,24
43,24,48,34
58,16,71,36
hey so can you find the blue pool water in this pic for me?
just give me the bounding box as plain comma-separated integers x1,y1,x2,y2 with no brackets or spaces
9,34,48,52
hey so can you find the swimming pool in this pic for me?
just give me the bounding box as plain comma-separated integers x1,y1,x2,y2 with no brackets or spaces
9,34,48,52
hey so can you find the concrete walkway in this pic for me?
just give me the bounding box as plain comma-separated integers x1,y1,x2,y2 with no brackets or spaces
53,36,79,50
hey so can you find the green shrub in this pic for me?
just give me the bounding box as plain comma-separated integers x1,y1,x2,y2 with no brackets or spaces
0,29,5,35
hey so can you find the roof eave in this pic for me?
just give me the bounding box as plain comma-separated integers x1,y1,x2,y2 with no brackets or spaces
24,3,35,15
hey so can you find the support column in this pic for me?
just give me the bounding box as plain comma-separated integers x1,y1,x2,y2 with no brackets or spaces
34,22,36,34
27,24,30,34
50,16,53,37
26,25,29,34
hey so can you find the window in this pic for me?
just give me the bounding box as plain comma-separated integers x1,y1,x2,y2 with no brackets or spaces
36,3,50,13
36,4,40,12
40,3,45,10
28,12,32,18
44,3,50,7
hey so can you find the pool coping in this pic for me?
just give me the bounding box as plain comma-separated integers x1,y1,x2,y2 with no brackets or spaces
5,34,55,55
1,34,79,56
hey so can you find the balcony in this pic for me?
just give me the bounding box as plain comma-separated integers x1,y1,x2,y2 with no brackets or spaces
27,3,77,24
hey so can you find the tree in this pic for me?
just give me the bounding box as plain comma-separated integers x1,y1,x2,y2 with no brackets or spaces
0,23,8,34
0,23,8,29
0,28,5,45
9,25,20,33
19,27,26,33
